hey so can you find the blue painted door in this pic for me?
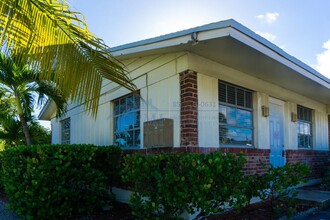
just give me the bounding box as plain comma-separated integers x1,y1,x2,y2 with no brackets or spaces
269,99,285,168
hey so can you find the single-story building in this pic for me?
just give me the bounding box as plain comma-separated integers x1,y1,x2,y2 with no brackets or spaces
40,19,330,176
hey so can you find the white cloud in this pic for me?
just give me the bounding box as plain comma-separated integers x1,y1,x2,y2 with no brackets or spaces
257,12,279,24
315,39,330,79
256,31,277,42
279,45,286,50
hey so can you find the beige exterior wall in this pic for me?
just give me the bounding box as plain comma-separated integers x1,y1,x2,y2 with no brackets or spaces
191,53,328,150
51,118,60,144
51,52,188,147
197,74,219,148
50,51,328,150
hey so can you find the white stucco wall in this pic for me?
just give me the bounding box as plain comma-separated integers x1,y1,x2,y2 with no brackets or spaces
50,51,329,150
190,53,328,150
284,102,298,150
314,110,329,150
51,52,188,147
51,118,60,144
254,92,270,149
197,74,219,148
140,74,181,147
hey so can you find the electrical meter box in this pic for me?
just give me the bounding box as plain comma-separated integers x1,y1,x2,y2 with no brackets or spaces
143,118,173,148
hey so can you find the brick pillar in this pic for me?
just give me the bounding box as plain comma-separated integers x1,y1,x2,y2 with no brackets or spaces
180,70,198,147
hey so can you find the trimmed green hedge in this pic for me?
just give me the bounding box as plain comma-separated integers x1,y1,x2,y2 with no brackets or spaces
0,144,310,219
122,151,251,219
1,144,121,220
0,151,4,192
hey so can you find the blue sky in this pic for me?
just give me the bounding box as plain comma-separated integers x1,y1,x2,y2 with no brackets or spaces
67,0,330,79
39,0,330,129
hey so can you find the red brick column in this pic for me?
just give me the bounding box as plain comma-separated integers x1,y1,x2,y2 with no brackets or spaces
180,70,198,147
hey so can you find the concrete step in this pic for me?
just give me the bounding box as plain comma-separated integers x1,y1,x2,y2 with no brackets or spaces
296,189,330,209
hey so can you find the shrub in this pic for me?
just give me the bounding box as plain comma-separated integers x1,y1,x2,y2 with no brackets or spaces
258,163,310,217
122,151,248,219
1,144,121,220
0,151,4,192
321,158,330,190
93,145,122,187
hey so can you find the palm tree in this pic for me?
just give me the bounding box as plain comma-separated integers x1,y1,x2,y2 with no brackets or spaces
0,114,51,146
0,113,24,146
0,53,67,145
0,0,135,116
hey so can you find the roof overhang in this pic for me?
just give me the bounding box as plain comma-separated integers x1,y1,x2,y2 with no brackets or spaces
111,19,330,105
38,100,56,120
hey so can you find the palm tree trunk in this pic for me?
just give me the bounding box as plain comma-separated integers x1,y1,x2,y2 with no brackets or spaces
18,114,32,145
14,96,32,145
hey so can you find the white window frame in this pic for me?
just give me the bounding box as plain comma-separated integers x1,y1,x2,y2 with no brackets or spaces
297,105,313,149
218,81,254,147
113,93,141,148
61,118,70,144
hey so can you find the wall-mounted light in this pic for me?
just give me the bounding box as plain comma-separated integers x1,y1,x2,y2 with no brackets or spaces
262,105,269,117
291,112,297,122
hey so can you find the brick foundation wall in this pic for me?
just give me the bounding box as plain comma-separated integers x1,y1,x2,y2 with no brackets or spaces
124,147,270,175
286,150,329,178
124,148,330,177
224,148,270,175
180,70,198,147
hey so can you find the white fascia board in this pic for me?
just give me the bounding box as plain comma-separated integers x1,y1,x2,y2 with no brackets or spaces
229,28,330,89
112,35,191,56
112,28,230,57
188,28,230,42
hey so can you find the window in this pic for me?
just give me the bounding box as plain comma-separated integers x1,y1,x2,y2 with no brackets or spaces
219,81,253,146
61,118,70,144
297,105,313,148
113,93,140,148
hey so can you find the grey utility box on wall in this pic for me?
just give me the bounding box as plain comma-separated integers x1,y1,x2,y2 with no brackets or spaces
143,118,173,148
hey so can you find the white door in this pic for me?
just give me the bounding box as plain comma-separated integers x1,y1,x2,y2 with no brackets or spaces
269,98,285,168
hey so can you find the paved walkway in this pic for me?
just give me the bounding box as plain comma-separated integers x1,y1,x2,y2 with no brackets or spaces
301,207,330,220
295,187,330,220
297,188,330,208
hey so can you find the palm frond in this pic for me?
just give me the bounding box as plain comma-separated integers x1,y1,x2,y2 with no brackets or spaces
0,0,136,116
35,80,67,118
21,91,35,117
0,114,23,144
